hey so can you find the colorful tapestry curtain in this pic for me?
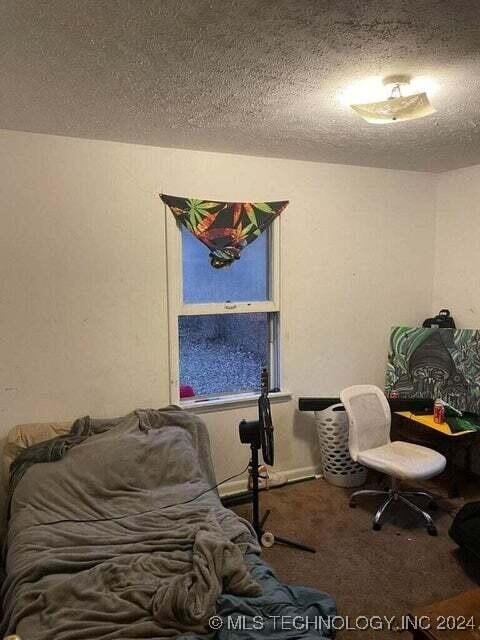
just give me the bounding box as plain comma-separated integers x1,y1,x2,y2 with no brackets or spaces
160,194,289,268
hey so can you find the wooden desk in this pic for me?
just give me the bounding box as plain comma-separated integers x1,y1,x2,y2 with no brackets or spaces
392,412,479,498
408,588,480,639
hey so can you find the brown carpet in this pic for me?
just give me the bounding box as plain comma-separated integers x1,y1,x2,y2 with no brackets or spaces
233,475,480,640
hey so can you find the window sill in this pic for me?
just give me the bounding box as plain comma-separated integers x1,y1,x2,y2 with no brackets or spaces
179,391,292,414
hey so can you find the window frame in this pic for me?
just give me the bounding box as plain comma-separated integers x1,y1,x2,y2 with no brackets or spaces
165,205,282,405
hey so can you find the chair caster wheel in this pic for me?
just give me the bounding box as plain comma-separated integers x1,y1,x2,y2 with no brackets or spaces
261,531,275,548
427,526,438,537
349,502,357,509
373,523,381,531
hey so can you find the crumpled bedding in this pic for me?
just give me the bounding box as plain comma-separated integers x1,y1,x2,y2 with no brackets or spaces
1,408,335,640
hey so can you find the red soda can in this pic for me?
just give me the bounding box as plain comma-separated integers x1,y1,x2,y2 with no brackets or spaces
433,399,445,424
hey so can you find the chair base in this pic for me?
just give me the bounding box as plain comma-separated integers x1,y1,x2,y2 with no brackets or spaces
349,479,438,536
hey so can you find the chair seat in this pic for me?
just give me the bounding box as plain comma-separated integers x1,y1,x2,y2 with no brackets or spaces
357,440,446,481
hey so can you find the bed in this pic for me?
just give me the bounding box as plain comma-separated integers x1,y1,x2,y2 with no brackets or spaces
1,408,335,639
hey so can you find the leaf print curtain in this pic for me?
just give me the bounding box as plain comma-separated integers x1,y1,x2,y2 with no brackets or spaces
160,194,289,268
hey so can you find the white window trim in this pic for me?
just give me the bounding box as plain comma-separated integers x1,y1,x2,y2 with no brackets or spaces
181,390,292,413
165,205,283,405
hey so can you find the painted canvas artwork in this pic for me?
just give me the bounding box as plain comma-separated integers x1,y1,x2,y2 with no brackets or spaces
385,326,480,414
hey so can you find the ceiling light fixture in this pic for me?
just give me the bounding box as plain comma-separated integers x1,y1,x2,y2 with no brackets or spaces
348,75,436,124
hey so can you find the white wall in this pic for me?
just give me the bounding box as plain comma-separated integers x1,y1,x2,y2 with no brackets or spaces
433,165,480,327
0,129,437,504
433,165,480,471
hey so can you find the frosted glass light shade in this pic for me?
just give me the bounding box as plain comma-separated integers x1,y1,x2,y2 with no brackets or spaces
350,92,436,124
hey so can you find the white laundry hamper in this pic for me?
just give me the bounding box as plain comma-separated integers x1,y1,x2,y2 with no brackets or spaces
315,403,367,488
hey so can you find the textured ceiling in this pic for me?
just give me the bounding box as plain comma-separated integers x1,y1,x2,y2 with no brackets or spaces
1,0,480,172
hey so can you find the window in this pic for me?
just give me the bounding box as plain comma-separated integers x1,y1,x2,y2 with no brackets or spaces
166,211,281,404
182,227,268,303
179,313,274,397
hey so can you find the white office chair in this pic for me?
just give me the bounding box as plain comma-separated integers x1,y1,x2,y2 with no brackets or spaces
340,385,447,536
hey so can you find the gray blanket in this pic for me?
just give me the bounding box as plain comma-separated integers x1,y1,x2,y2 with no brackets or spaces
1,409,262,639
7,414,117,513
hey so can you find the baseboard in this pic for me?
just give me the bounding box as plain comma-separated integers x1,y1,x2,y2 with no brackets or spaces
218,464,321,498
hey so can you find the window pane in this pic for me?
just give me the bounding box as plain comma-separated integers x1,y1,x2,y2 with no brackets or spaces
179,313,272,398
182,227,269,303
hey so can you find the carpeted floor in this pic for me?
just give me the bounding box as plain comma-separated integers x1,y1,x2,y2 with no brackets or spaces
233,475,480,640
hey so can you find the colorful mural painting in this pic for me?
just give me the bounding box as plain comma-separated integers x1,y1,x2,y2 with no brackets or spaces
386,326,480,413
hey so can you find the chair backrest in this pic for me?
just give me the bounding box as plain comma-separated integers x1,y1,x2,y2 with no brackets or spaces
340,385,391,461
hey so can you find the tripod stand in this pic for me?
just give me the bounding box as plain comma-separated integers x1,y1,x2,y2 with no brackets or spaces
240,418,316,554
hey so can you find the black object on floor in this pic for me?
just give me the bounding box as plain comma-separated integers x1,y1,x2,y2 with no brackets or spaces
241,427,316,553
450,501,480,562
239,369,315,554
